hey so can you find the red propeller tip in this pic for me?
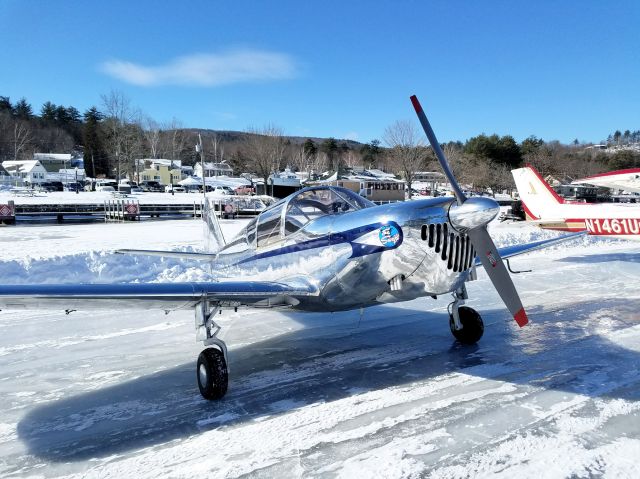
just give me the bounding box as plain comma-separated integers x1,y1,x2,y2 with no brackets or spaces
410,95,423,114
514,308,528,327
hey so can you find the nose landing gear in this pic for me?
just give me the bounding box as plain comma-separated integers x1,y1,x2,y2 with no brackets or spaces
449,285,484,344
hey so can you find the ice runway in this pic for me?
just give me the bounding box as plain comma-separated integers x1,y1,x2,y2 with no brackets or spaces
1,219,640,478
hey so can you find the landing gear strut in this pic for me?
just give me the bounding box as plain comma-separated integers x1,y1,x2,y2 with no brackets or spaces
195,300,229,400
449,285,484,344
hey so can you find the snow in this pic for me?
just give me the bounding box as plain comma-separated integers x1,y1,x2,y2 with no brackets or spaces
0,215,640,477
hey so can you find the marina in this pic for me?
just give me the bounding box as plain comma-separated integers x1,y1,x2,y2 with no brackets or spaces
0,192,273,224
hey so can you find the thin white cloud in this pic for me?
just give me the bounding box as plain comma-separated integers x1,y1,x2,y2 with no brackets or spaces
100,49,297,87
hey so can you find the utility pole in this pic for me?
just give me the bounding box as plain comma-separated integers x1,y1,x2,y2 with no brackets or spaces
196,133,205,196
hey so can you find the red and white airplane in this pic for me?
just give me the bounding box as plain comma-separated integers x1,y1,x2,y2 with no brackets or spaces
572,168,640,194
511,165,640,239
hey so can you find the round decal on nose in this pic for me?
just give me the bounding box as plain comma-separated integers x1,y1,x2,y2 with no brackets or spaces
379,224,401,247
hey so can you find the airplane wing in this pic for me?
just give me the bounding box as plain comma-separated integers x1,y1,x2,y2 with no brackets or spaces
477,231,585,265
573,168,640,194
0,281,316,311
115,249,218,261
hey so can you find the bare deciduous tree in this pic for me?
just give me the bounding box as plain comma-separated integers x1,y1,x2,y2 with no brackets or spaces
13,121,32,161
244,124,286,193
209,133,224,163
158,119,189,162
101,90,141,179
383,120,429,193
143,117,161,159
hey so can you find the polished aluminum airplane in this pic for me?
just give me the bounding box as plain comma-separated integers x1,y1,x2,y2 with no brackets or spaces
0,96,579,400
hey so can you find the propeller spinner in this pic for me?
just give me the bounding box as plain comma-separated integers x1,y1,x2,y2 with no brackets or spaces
410,95,528,327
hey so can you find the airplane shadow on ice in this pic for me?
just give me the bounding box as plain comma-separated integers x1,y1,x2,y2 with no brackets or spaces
17,297,640,462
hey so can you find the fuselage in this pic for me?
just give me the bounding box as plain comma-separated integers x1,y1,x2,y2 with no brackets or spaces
208,187,476,312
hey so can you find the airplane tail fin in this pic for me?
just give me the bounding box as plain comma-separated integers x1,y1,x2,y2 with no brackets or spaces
511,165,564,220
203,197,226,253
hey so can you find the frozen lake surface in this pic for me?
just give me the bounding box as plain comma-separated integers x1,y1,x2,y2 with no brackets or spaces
1,218,639,478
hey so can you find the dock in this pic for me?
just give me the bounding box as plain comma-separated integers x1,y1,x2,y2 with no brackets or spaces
0,195,267,225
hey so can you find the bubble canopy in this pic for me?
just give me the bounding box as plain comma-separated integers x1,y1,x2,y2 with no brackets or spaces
252,186,375,248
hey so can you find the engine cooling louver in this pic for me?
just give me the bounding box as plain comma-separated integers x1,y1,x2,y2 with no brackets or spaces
421,223,475,272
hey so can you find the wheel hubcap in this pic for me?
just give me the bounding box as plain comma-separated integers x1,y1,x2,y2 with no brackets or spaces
198,363,208,386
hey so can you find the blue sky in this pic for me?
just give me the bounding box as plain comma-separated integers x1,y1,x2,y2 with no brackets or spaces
1,0,638,144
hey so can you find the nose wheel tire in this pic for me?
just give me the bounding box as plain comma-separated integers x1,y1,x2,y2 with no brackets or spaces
197,348,228,400
449,306,484,344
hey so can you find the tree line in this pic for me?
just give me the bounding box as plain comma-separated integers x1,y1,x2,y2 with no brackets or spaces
1,92,638,194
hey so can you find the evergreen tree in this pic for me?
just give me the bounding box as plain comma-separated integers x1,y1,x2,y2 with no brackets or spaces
521,135,544,156
66,106,81,124
302,138,317,157
360,139,382,168
40,101,57,121
321,137,338,170
465,134,522,167
0,96,12,113
13,98,33,119
83,106,105,177
55,105,71,125
613,130,622,144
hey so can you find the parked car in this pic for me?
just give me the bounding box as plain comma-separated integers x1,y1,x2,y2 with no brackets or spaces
235,185,255,195
208,185,236,196
39,181,64,192
140,181,164,192
165,185,186,193
64,182,83,192
95,180,118,192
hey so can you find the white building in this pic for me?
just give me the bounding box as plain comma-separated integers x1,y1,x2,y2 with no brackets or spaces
47,168,86,183
2,160,48,185
0,164,12,186
33,153,82,172
194,161,233,178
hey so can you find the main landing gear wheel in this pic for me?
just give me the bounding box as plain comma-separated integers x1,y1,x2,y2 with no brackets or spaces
197,348,228,400
449,306,484,344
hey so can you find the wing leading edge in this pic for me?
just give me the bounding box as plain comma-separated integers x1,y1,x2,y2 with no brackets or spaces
475,231,586,266
0,281,316,311
115,249,218,261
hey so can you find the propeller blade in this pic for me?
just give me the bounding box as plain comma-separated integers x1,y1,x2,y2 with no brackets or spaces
467,227,529,327
410,95,467,205
410,94,528,327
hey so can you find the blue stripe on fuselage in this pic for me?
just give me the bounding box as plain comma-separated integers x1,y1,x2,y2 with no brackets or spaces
236,222,403,265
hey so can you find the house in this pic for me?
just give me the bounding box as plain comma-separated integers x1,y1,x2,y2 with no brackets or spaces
136,159,184,185
2,160,48,185
310,168,406,202
0,164,12,185
33,153,83,173
194,161,233,178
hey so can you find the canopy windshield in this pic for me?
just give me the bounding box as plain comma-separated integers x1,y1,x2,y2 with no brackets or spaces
283,186,373,236
253,186,374,247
